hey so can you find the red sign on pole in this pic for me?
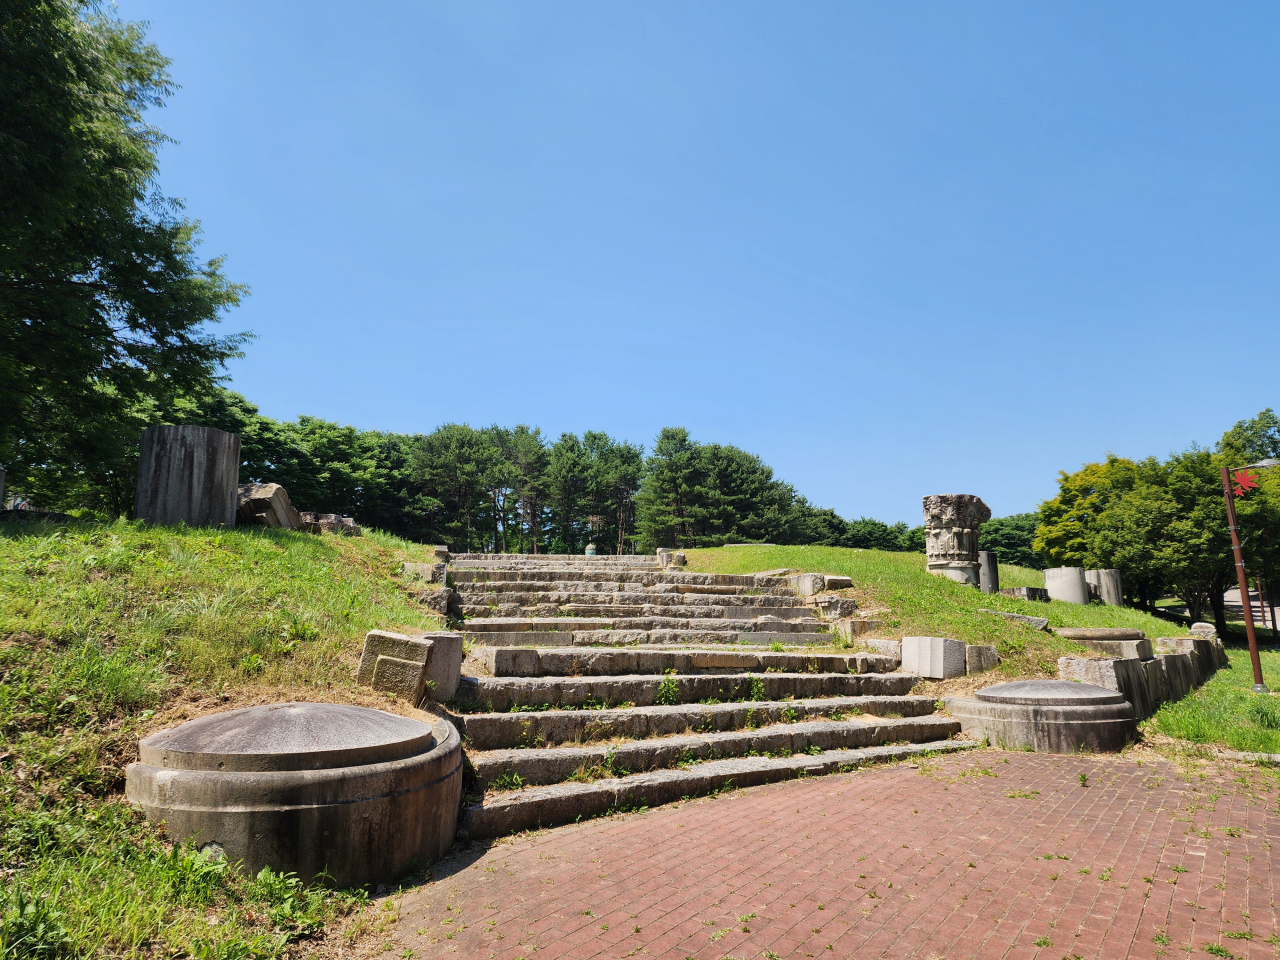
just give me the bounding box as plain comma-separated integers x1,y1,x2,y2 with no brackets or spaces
1232,469,1260,497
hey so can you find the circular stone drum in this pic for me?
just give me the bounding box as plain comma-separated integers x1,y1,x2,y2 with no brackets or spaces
125,703,462,887
945,680,1137,753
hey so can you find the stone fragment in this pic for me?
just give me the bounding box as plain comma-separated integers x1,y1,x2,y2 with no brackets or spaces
811,594,859,620
356,630,464,703
922,494,991,586
1053,628,1149,659
135,425,241,527
865,638,902,662
419,587,453,616
235,483,301,529
945,680,1136,753
1189,622,1217,639
979,608,1049,631
403,561,447,584
823,575,854,590
788,573,826,597
998,587,1050,602
752,568,792,578
1044,567,1090,604
1156,653,1195,702
1058,656,1159,719
1084,568,1124,607
901,636,967,679
965,644,1000,674
1054,627,1145,641
299,512,362,536
832,619,884,643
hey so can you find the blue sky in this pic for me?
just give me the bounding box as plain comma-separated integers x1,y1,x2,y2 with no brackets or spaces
120,2,1280,524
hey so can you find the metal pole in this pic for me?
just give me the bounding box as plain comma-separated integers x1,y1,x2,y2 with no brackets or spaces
1221,465,1268,692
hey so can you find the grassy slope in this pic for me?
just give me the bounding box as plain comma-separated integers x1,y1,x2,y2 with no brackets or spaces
1148,647,1280,754
685,546,1181,676
1,519,444,958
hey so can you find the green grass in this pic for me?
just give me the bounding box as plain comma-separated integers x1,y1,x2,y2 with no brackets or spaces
685,545,1181,676
1148,647,1280,754
0,518,444,958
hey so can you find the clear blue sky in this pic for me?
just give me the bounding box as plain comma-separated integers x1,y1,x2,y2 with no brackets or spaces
120,1,1279,525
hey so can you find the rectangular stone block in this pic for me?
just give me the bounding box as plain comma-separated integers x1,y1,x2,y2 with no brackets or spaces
833,619,884,642
979,608,1049,631
420,631,464,701
823,576,853,590
966,644,999,674
1157,653,1195,702
1075,638,1152,660
788,573,826,597
865,638,901,662
358,630,434,702
1058,656,1157,719
477,646,541,677
901,636,967,679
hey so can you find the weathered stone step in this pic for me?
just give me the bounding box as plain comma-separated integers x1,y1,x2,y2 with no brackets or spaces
452,581,764,597
461,617,825,633
451,560,661,571
453,671,914,712
473,646,896,677
451,569,791,589
460,629,837,648
450,694,938,750
460,739,975,839
465,609,814,624
470,715,960,789
451,553,661,563
455,590,807,608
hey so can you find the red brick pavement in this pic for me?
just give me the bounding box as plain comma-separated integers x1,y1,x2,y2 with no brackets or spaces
389,752,1280,960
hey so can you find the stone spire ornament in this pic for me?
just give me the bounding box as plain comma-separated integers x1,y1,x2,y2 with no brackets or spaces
922,494,991,586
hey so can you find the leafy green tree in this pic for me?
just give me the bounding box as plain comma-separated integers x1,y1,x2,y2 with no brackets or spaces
978,513,1044,570
545,433,588,553
1,1,246,499
499,425,548,553
1034,456,1140,566
635,428,698,550
410,424,500,552
582,431,643,554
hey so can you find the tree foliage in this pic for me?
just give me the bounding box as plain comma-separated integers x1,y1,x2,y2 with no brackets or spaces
1034,410,1280,630
978,513,1043,569
1,1,247,491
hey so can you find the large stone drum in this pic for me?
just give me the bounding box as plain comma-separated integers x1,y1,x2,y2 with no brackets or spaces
126,703,462,887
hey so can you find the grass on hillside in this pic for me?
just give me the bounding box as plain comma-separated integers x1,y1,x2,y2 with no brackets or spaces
0,518,444,959
685,545,1183,677
1148,647,1280,755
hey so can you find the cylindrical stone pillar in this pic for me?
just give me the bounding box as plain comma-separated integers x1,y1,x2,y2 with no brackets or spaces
1097,569,1123,607
135,425,241,527
1045,566,1090,604
978,551,999,594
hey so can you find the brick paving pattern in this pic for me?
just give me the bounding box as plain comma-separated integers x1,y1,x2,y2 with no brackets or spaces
391,751,1280,960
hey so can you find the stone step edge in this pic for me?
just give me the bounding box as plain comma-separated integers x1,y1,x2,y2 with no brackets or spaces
471,646,896,678
446,694,940,751
460,631,836,648
468,715,961,789
459,739,976,839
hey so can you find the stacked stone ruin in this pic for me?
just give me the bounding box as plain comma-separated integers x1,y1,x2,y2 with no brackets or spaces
393,551,978,839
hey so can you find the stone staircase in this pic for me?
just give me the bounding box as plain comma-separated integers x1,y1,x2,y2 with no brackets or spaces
442,553,974,840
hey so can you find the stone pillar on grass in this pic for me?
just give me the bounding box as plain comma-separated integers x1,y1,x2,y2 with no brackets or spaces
1045,566,1090,604
1085,569,1124,607
135,425,241,527
978,550,999,594
923,494,991,587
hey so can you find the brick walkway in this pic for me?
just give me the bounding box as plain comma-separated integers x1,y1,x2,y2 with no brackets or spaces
390,752,1280,960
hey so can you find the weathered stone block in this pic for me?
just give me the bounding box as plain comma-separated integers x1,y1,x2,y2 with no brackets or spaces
832,618,883,642
135,425,241,528
1085,569,1124,607
788,573,826,597
422,631,464,701
1058,656,1158,719
979,608,1049,631
998,587,1050,602
371,655,428,700
901,636,967,679
1189,622,1217,640
966,644,1000,674
823,575,853,590
811,594,859,620
403,561,447,584
358,631,433,701
1045,567,1090,604
865,638,901,661
1157,653,1195,702
235,483,301,529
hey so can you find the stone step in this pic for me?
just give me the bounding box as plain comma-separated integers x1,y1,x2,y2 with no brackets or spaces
465,609,814,624
451,694,939,749
452,581,765,597
460,739,975,839
473,646,896,678
454,589,808,608
450,569,791,590
451,553,661,563
461,617,826,633
453,671,915,713
460,630,837,648
469,714,960,789
451,560,661,571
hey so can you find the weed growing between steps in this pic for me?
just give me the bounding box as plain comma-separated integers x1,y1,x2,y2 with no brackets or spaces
0,519,445,957
686,545,1182,675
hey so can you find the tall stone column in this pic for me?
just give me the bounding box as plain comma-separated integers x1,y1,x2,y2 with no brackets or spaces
135,425,241,527
923,494,991,587
978,550,1000,594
